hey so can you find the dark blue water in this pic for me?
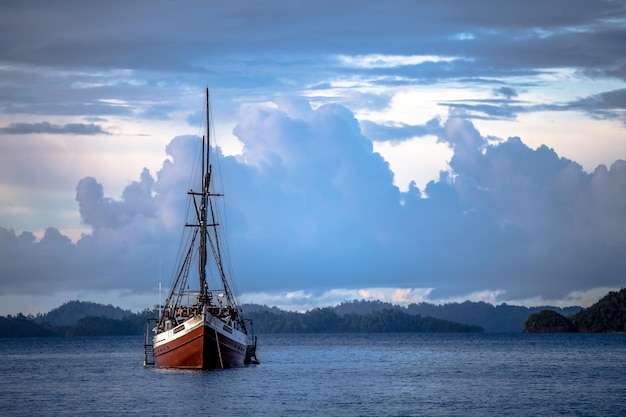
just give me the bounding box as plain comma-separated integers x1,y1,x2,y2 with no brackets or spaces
0,333,624,416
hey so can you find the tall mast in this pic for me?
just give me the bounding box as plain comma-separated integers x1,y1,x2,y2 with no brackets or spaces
206,88,210,177
198,88,210,301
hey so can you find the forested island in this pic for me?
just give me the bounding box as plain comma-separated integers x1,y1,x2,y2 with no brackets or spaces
0,300,482,337
0,301,155,338
1,288,623,338
245,307,483,333
524,288,626,333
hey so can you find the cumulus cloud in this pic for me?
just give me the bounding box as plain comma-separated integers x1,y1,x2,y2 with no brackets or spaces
76,168,156,231
1,97,625,308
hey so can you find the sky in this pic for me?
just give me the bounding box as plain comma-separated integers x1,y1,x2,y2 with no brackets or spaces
1,0,626,315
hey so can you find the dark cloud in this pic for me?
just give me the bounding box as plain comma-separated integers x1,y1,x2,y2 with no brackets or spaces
1,0,624,122
493,87,518,99
0,122,108,135
438,88,626,123
360,117,443,143
563,88,626,125
438,101,526,121
1,98,625,304
2,0,620,66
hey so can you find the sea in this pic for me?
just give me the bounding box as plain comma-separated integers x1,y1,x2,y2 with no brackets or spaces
0,333,624,416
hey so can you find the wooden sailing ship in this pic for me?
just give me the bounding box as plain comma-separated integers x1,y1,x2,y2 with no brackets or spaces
146,88,258,369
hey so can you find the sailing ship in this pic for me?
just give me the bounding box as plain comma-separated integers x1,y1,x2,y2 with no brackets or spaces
149,88,258,369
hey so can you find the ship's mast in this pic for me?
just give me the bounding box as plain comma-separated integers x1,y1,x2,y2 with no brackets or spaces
202,89,246,331
199,88,211,303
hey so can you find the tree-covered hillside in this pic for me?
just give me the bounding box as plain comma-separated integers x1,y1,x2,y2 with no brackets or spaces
35,300,133,326
246,307,483,333
2,289,623,338
65,310,155,336
525,288,626,333
523,310,578,333
1,301,155,338
329,299,581,332
571,288,626,332
0,314,63,338
2,302,481,337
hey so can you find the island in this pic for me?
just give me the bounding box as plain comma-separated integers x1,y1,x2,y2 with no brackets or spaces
524,288,626,333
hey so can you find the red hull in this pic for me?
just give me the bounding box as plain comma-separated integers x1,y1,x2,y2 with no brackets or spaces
154,323,247,370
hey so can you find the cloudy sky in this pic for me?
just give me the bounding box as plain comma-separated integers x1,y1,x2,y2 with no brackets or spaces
1,0,625,315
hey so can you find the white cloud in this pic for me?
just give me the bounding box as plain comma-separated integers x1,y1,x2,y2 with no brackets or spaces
474,111,626,174
337,54,459,69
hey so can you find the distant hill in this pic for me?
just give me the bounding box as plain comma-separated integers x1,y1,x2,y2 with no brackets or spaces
572,288,626,332
523,310,579,333
314,299,582,333
525,288,626,333
3,292,621,338
405,301,581,333
65,310,156,336
35,300,133,327
1,305,157,338
245,307,483,333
